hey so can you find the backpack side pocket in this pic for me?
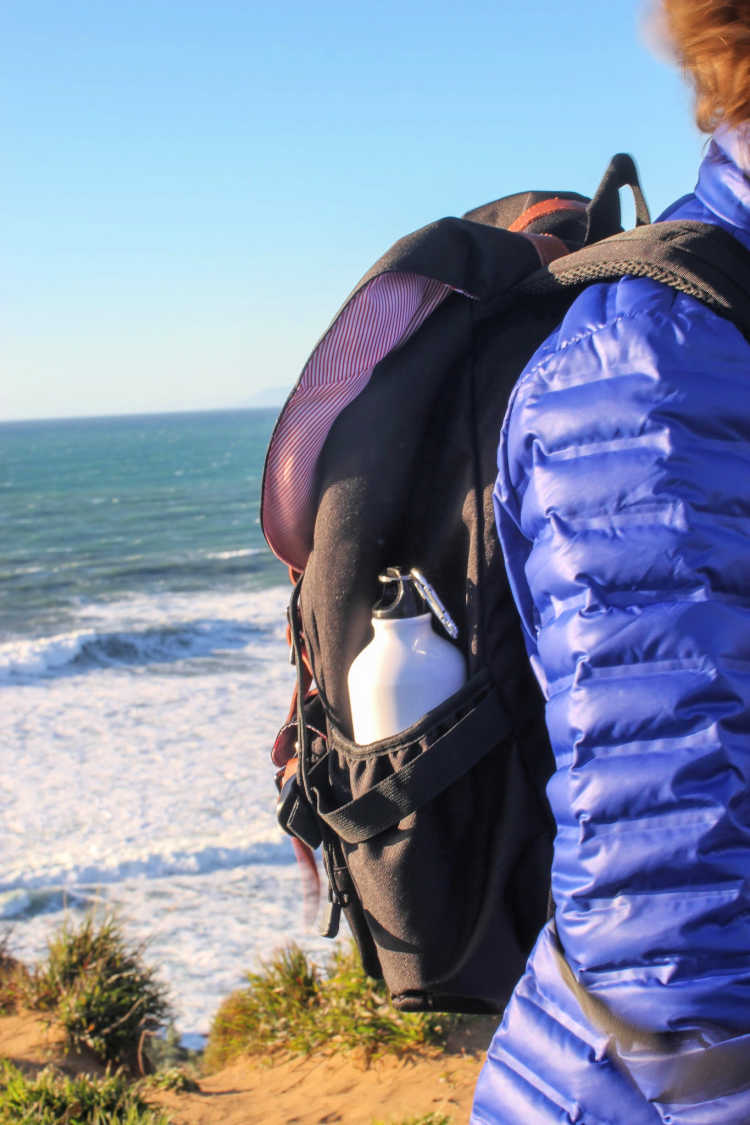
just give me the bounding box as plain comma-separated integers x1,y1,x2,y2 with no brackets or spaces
310,670,552,1013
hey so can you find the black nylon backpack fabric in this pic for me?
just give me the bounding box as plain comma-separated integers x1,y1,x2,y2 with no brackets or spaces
265,156,750,1015
295,225,562,1013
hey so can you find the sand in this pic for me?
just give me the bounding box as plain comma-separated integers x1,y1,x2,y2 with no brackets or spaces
0,1009,495,1124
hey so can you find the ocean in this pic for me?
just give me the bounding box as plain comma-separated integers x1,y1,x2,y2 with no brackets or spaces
0,409,339,1046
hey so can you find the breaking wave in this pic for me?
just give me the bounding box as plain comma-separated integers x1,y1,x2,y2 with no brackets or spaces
0,621,262,681
0,586,290,682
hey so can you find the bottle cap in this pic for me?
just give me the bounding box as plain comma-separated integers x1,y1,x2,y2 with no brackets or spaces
372,568,425,619
372,568,459,639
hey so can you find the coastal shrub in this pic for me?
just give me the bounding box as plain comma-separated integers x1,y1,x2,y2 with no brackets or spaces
142,1066,200,1094
29,913,171,1069
0,1060,171,1124
204,942,459,1070
0,936,32,1015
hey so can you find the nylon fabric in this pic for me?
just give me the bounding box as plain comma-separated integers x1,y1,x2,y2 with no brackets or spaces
315,678,509,843
262,219,542,571
473,136,750,1121
262,273,452,569
473,927,663,1125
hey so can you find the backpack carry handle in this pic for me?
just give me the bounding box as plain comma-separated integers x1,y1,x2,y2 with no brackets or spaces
585,153,651,244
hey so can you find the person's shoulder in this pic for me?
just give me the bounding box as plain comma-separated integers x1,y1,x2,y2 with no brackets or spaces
552,274,694,354
531,169,750,385
520,272,744,394
502,268,750,476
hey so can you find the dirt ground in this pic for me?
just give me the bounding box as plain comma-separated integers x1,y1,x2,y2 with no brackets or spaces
0,1009,496,1125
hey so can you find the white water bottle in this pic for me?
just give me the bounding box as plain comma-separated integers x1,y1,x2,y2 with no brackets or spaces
347,568,466,744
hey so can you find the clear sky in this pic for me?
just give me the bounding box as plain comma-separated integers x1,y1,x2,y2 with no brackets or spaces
2,0,704,421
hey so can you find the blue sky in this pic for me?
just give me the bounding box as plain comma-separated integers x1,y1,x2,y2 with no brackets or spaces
2,0,705,421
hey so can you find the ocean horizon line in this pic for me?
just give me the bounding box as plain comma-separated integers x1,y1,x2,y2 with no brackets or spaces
0,403,288,428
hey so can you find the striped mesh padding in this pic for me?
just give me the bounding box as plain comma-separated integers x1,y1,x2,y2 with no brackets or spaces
262,272,466,569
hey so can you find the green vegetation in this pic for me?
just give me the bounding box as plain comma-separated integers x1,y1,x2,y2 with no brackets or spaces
28,913,171,1070
139,1026,201,1089
0,938,32,1016
0,925,468,1122
141,1067,200,1094
0,1061,171,1125
204,942,460,1071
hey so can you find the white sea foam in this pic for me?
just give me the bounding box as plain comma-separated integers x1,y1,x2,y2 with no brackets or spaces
0,583,334,1037
7,867,341,1039
1,837,292,896
205,548,263,561
77,586,289,635
0,632,90,680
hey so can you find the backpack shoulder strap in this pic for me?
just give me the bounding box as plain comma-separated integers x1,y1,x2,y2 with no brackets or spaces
522,220,750,340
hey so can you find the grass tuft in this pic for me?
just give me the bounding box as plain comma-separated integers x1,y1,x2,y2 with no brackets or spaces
204,942,460,1071
0,1060,171,1124
27,913,171,1070
0,935,32,1015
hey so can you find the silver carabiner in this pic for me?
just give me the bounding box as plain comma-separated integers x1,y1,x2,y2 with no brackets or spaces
409,567,459,640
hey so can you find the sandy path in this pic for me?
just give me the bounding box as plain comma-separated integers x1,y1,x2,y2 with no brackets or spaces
0,1010,495,1124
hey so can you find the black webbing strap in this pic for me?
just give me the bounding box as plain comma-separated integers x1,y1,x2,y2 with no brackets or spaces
521,221,750,342
550,926,750,1105
288,576,316,808
315,682,510,845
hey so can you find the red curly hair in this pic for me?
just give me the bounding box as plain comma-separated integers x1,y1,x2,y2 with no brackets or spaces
661,0,750,131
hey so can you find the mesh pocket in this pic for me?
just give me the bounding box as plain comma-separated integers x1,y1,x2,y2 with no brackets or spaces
310,672,552,1013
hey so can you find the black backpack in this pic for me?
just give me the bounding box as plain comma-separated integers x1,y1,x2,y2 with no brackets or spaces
260,154,750,1015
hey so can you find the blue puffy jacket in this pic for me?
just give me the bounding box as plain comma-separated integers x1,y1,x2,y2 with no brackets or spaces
472,129,750,1124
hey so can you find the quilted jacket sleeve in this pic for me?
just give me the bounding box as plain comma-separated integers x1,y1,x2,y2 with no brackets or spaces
478,274,750,1124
